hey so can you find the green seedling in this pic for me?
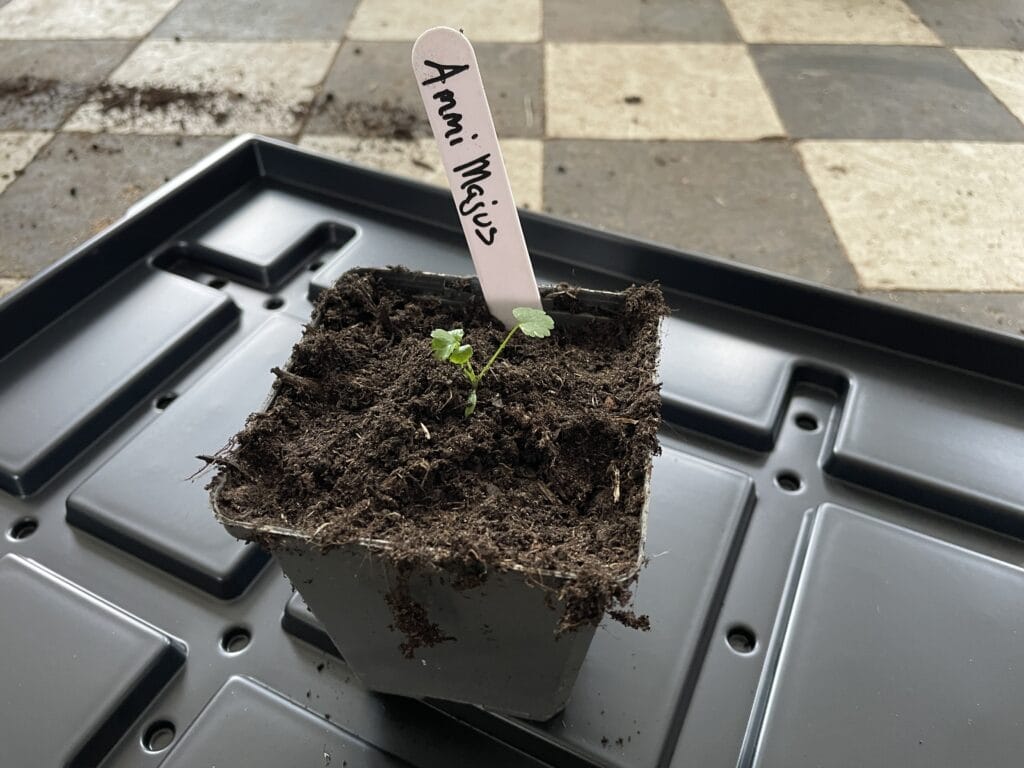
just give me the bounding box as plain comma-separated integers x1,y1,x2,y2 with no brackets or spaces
431,306,555,416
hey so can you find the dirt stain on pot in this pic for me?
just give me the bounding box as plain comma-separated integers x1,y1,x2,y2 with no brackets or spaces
213,269,664,648
385,577,455,658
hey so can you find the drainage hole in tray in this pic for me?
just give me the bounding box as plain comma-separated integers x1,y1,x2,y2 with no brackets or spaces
8,518,38,540
264,296,285,310
308,260,324,272
142,721,175,753
155,392,178,410
726,625,757,655
207,277,228,289
794,413,819,431
775,471,803,493
221,626,251,654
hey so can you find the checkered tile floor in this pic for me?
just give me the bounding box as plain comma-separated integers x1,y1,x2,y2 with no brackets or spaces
2,0,1023,331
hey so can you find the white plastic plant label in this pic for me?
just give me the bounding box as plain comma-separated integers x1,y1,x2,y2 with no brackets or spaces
412,26,541,328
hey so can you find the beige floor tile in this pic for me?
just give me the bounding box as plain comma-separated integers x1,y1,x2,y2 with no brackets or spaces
0,278,25,298
723,0,939,44
798,141,1024,290
0,0,178,39
299,135,543,210
64,41,337,135
956,49,1024,125
545,43,783,140
347,0,541,42
0,132,51,196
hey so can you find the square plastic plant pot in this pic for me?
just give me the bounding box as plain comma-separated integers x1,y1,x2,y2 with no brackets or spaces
212,269,656,720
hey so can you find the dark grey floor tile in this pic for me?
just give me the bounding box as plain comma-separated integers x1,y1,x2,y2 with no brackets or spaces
907,0,1024,49
153,0,356,40
543,139,858,290
0,134,223,278
544,0,739,42
863,290,1024,334
305,41,542,138
752,45,1024,140
0,41,133,130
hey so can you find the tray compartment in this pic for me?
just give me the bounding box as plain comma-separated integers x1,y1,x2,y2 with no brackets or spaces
67,316,302,597
0,264,238,495
178,181,358,289
828,373,1024,536
160,677,408,768
0,554,184,767
752,505,1024,768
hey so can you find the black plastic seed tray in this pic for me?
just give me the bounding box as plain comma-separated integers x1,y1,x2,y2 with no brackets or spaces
2,135,1023,768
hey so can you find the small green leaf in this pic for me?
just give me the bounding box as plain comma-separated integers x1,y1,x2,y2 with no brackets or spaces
449,344,473,364
464,389,478,417
430,328,463,361
512,307,555,338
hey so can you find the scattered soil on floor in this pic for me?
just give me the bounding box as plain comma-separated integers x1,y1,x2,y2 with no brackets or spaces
0,75,62,99
213,269,664,646
1,75,427,140
92,83,254,125
310,97,425,139
93,83,226,113
0,75,89,125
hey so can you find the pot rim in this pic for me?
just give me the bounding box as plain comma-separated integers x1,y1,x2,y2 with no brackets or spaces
211,472,650,584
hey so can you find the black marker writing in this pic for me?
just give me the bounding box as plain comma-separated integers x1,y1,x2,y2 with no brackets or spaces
432,89,464,140
453,153,492,188
420,60,470,87
418,58,500,247
458,183,486,215
452,154,498,245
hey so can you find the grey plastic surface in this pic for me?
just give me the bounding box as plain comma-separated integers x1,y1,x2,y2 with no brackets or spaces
0,136,1022,768
0,554,184,767
752,506,1024,768
161,677,410,768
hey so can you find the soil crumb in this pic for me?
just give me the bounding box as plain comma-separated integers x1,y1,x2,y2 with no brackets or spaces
214,269,664,635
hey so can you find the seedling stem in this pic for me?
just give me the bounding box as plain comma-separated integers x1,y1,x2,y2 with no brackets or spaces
430,307,554,416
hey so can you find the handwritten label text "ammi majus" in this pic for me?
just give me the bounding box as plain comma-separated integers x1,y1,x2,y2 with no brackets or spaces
419,59,499,246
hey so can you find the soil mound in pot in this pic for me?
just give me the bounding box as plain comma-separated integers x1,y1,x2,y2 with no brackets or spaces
213,269,665,629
